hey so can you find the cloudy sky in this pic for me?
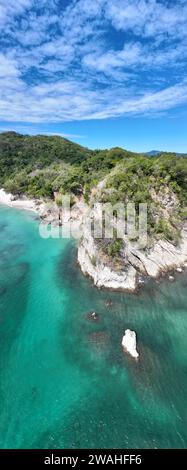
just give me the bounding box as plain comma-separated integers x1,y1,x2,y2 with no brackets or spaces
0,0,187,151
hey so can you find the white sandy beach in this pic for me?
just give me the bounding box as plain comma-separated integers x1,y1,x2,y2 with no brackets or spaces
0,188,38,213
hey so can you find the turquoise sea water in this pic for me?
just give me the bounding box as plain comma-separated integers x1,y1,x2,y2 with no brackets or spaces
0,204,187,449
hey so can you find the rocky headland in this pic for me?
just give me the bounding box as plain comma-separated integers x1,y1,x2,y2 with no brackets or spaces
1,186,187,293
78,221,187,292
0,133,186,294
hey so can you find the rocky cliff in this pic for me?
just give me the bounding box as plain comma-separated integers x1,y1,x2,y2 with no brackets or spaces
78,223,187,292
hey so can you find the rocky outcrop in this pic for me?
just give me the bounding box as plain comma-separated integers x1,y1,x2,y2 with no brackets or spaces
78,227,137,291
127,230,187,278
38,200,61,225
77,181,187,291
122,329,139,359
1,187,187,293
78,223,187,292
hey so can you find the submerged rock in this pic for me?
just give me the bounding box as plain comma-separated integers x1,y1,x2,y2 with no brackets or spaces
89,331,108,344
86,311,100,322
122,329,139,359
169,275,175,282
105,298,113,308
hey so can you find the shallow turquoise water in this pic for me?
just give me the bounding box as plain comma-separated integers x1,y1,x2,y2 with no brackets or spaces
0,205,187,449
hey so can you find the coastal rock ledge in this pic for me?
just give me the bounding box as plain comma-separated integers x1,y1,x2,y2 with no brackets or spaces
78,224,187,292
1,188,187,293
122,329,139,359
78,227,137,292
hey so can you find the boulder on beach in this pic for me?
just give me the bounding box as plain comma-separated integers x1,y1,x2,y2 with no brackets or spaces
122,329,139,359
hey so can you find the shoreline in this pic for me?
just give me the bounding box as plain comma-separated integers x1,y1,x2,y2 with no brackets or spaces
0,188,38,213
1,188,187,293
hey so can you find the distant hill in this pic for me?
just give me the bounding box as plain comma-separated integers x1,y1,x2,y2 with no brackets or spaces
147,150,187,157
146,150,161,156
0,132,186,211
0,131,92,182
0,133,142,195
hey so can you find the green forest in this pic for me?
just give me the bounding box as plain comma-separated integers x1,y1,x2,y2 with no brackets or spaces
0,131,187,243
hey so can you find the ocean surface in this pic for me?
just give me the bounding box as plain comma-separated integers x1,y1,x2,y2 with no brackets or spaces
0,204,187,449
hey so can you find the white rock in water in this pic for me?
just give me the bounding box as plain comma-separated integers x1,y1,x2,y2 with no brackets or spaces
169,275,175,282
176,267,183,273
122,329,139,359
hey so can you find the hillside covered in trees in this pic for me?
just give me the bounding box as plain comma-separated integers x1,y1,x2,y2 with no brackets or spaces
0,131,187,243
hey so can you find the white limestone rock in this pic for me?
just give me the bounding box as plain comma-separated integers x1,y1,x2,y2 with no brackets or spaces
78,219,187,292
78,229,137,292
122,329,139,359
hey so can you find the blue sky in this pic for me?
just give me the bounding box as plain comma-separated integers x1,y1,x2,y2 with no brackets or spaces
0,0,187,152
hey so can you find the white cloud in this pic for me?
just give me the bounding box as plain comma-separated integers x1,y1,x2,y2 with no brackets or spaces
0,0,187,123
0,124,84,139
0,54,20,78
83,40,187,77
0,0,33,27
105,0,187,39
1,72,187,122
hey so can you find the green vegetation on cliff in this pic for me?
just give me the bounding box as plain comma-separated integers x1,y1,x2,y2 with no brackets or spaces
0,131,187,243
